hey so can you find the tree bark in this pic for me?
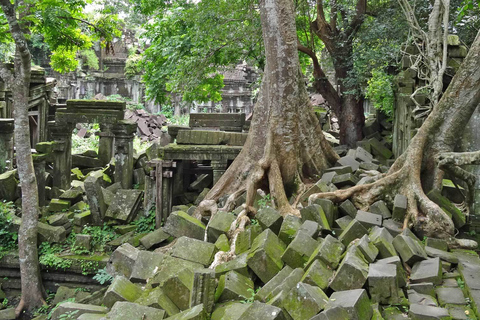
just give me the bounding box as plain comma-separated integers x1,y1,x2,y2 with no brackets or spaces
0,0,46,314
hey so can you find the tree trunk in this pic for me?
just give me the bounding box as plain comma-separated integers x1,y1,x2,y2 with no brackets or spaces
204,0,339,215
311,30,480,246
339,94,365,147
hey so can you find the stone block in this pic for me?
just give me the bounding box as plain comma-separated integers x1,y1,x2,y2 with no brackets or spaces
369,138,393,159
59,187,83,205
254,265,293,302
383,219,403,237
335,156,360,172
106,243,139,278
84,170,107,225
0,170,17,202
355,210,382,229
310,307,350,320
38,222,66,243
215,271,253,303
425,238,448,251
329,250,369,291
190,269,216,313
130,251,165,282
298,220,321,238
325,166,352,175
283,282,329,320
328,289,372,320
102,275,142,308
335,216,353,230
407,289,438,306
240,301,284,319
247,229,286,283
139,228,171,249
449,45,468,58
319,172,337,184
211,302,249,320
435,287,466,306
306,234,345,269
74,211,92,226
50,303,108,320
172,236,217,267
392,194,407,221
75,234,92,251
311,198,338,227
135,287,179,317
47,213,69,226
215,234,230,252
370,227,397,258
338,199,357,218
106,301,165,320
338,219,368,246
359,162,379,171
427,190,466,229
48,199,71,212
234,225,262,255
281,231,317,268
368,262,399,304
425,246,458,264
410,258,443,285
377,256,407,288
278,215,301,245
393,234,428,265
215,253,249,278
207,211,236,242
369,200,392,219
302,259,334,291
356,234,379,263
163,304,207,320
408,304,450,319
332,173,359,188
409,282,435,296
0,309,15,320
104,189,143,223
300,180,330,205
300,204,330,231
256,207,283,235
159,267,195,311
163,211,206,240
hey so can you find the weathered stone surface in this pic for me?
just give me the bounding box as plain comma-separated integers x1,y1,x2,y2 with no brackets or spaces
163,211,206,240
260,268,304,303
158,267,195,311
306,234,345,269
325,166,352,175
281,231,317,268
38,222,66,243
445,304,474,319
370,227,397,258
207,211,236,242
355,210,383,230
210,303,249,320
215,234,230,252
0,309,15,320
310,307,350,320
0,170,17,202
254,265,293,302
106,301,165,319
130,251,165,282
393,234,428,265
409,304,450,319
74,210,92,226
339,199,357,218
435,287,466,306
240,301,284,319
369,137,393,159
369,200,392,219
328,289,372,320
51,286,89,306
336,155,360,172
256,207,283,234
247,229,286,283
426,246,459,264
104,189,143,223
377,256,407,288
59,187,84,205
48,198,71,212
392,194,407,221
235,225,262,255
410,258,443,285
139,228,171,249
106,243,139,278
355,146,374,163
312,198,338,227
215,253,249,278
50,302,108,320
75,234,92,251
335,216,353,230
172,236,217,267
283,282,329,320
368,262,399,304
382,219,403,237
163,303,208,320
298,220,321,238
302,259,333,290
135,287,180,317
278,215,301,245
300,204,330,230
47,213,69,226
408,288,438,306
190,269,216,313
331,173,359,187
330,249,369,291
356,234,379,263
215,271,253,303
84,170,107,225
425,238,448,251
409,282,436,296
103,275,142,308
338,219,368,246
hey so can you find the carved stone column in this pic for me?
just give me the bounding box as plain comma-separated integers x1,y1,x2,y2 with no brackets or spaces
33,154,46,207
98,123,115,166
50,123,74,195
211,158,228,185
112,120,137,189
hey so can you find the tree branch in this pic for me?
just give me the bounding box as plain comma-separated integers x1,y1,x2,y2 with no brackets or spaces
0,0,30,68
346,0,367,38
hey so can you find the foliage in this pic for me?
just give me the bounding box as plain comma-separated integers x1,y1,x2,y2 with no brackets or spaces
257,194,271,209
0,201,18,258
93,267,113,285
71,124,100,155
81,224,118,251
133,209,156,234
39,242,72,270
125,53,142,79
79,49,100,70
365,67,395,118
47,298,76,320
80,260,99,275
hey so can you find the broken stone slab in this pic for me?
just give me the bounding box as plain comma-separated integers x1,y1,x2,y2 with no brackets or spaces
163,211,206,241
207,211,236,242
302,259,334,291
306,234,345,269
135,287,179,317
369,200,392,219
215,253,249,278
328,289,373,320
369,227,398,258
282,282,329,320
355,210,383,230
130,251,165,282
254,265,293,302
104,189,143,223
281,231,318,269
240,301,284,319
300,204,330,231
215,271,253,303
338,219,368,246
247,229,286,284
311,198,338,227
329,249,369,291
426,246,459,264
368,262,399,304
172,236,217,267
256,207,283,235
410,257,443,285
408,304,450,319
163,303,208,320
392,194,407,222
106,301,165,319
393,234,428,265
102,275,142,308
140,228,171,250
50,302,109,320
48,198,71,212
356,234,379,263
338,199,357,218
331,173,359,188
407,289,438,306
106,243,139,278
278,215,301,245
435,287,466,306
38,222,66,243
427,189,466,229
235,225,262,255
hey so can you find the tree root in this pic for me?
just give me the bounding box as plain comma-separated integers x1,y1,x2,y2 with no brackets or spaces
15,297,47,318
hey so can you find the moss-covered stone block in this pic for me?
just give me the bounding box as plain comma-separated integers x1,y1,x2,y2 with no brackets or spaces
306,234,345,269
215,253,249,278
281,231,317,269
172,236,217,267
163,211,206,240
0,170,17,202
215,271,253,303
278,215,301,245
428,189,466,229
283,282,329,320
48,199,71,212
135,287,180,317
329,248,369,292
106,301,165,319
102,275,143,308
302,259,333,291
256,207,283,235
328,289,372,320
300,204,331,231
207,211,236,242
215,234,230,252
235,225,262,255
211,302,249,320
338,219,368,246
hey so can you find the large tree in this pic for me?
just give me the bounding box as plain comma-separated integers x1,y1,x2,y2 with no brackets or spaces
0,1,119,314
